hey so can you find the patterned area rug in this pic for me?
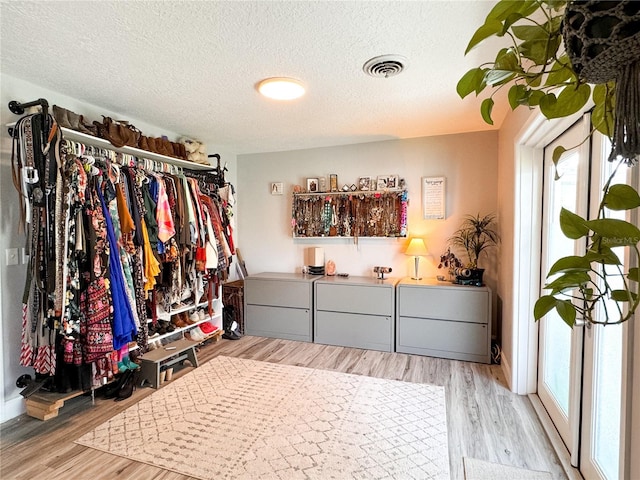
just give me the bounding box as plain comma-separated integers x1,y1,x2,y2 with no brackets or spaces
76,356,449,479
463,457,553,480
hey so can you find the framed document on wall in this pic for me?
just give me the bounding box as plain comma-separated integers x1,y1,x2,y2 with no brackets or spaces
422,176,446,219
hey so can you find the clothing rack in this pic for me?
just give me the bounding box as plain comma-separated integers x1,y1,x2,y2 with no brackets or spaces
9,98,236,406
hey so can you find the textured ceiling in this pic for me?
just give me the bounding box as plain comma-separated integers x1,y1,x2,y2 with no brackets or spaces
1,1,509,155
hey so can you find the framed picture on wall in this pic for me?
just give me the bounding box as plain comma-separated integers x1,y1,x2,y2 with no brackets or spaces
422,176,446,219
270,182,284,195
376,176,388,190
358,176,373,191
306,177,319,193
386,175,399,189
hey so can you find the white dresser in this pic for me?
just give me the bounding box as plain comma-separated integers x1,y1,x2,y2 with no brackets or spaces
396,278,491,363
244,272,317,342
314,275,399,352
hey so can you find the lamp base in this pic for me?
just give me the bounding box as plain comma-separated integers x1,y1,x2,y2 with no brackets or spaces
412,256,421,281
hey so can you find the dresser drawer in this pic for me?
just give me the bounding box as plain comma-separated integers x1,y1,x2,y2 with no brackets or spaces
316,283,393,316
245,278,312,309
396,316,490,363
315,311,393,352
398,285,488,323
245,304,312,342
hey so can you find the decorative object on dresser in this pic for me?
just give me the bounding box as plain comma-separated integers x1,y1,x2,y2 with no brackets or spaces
448,212,498,286
373,266,392,280
437,247,463,282
404,237,429,280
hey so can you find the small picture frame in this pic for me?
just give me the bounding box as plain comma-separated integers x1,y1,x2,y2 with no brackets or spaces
386,175,399,189
330,174,338,192
358,176,373,191
270,182,284,195
376,176,388,190
306,177,319,193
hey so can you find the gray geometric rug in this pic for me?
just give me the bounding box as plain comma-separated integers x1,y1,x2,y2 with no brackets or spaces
76,356,450,479
464,457,553,480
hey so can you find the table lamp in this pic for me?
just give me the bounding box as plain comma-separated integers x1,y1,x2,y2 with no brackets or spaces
404,237,428,280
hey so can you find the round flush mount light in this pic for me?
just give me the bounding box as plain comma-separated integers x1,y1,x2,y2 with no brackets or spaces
257,77,306,100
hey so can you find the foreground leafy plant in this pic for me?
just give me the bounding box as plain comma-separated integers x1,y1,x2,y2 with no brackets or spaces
459,0,639,326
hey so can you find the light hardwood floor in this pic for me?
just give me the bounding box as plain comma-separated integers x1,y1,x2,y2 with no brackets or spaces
0,336,567,479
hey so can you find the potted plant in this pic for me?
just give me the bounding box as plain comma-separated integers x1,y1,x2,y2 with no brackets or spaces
438,247,463,282
458,0,640,325
448,213,499,285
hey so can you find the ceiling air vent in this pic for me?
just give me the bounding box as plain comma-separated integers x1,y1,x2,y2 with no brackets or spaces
363,54,408,78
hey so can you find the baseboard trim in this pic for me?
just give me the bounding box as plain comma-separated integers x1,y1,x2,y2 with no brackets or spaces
528,394,582,480
1,395,26,423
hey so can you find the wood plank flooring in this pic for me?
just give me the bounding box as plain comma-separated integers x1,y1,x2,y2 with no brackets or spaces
0,336,567,479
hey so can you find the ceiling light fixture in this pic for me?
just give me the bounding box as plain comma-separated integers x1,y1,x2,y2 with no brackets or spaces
257,77,306,100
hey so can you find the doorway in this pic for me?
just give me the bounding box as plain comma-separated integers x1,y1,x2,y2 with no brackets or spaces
537,120,629,479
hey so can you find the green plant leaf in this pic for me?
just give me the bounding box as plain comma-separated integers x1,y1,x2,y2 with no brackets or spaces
487,0,537,21
534,295,557,320
603,184,640,211
465,20,503,54
628,267,639,282
547,255,591,276
545,55,574,86
544,271,591,292
585,219,640,246
520,35,561,64
481,98,495,125
508,84,528,109
512,24,547,41
457,68,486,99
485,69,516,86
610,290,638,302
585,244,622,265
552,145,567,165
556,300,577,327
539,83,591,119
592,82,615,138
495,48,520,71
502,12,524,33
560,207,589,239
528,90,545,106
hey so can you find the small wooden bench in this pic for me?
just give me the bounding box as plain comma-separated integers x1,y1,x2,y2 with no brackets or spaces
139,338,199,388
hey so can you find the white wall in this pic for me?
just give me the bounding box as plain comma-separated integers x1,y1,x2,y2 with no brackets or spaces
496,106,536,389
0,73,236,421
235,131,500,326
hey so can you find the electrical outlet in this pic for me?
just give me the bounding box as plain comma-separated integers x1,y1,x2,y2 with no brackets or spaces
5,248,18,266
